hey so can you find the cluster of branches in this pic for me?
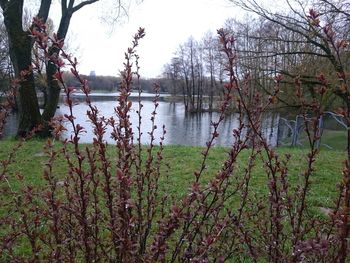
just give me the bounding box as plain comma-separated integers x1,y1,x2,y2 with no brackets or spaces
0,14,350,262
163,33,226,113
228,0,350,110
164,0,350,113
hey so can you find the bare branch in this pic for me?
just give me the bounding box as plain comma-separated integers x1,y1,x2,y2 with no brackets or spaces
68,0,74,10
230,0,333,55
61,0,67,13
72,0,100,13
236,49,331,58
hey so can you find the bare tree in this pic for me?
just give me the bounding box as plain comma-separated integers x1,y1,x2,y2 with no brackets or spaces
202,31,222,111
224,17,313,107
164,35,227,113
163,58,182,97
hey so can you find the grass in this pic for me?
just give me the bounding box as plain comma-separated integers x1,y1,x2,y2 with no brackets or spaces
279,128,347,151
0,138,345,215
0,138,346,261
321,129,347,150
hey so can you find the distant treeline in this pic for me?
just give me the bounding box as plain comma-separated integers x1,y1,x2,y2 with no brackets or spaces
0,71,172,95
63,72,171,93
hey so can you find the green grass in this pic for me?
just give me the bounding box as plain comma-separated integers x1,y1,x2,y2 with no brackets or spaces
280,128,347,151
163,145,344,208
0,138,346,260
0,138,345,214
321,129,347,150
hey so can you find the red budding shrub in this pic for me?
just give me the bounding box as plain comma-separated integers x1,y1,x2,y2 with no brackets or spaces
0,15,349,262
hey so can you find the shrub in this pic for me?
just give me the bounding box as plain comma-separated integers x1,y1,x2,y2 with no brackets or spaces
0,16,349,262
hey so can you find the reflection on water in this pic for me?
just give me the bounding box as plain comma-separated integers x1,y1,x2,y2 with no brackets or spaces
3,97,280,147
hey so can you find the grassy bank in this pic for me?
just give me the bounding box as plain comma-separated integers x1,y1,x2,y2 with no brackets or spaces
0,139,345,214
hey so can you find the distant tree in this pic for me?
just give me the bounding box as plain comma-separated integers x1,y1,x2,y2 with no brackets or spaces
163,57,184,96
170,37,205,112
0,0,135,137
164,34,225,112
176,44,191,110
223,17,301,107
202,31,224,111
153,77,170,93
164,56,190,106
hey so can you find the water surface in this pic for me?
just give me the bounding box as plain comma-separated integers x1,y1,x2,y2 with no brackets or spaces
4,94,280,146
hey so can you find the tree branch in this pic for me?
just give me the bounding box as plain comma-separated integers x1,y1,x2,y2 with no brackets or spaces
318,0,350,20
235,34,309,44
236,49,331,59
72,0,100,13
37,0,52,22
230,0,333,55
68,0,74,10
61,0,67,13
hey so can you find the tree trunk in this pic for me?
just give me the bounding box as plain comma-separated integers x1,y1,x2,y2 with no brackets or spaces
14,36,42,137
42,10,73,131
209,72,214,112
1,0,55,137
41,47,62,123
2,2,42,137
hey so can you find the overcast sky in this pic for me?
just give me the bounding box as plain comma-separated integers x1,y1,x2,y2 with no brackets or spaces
49,0,240,78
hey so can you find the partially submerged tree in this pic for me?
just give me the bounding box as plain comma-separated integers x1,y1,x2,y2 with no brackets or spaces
0,0,132,137
164,33,225,112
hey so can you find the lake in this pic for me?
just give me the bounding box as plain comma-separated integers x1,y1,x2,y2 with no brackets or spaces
3,92,281,146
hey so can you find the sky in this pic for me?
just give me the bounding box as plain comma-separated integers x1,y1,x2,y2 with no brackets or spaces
49,0,240,78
